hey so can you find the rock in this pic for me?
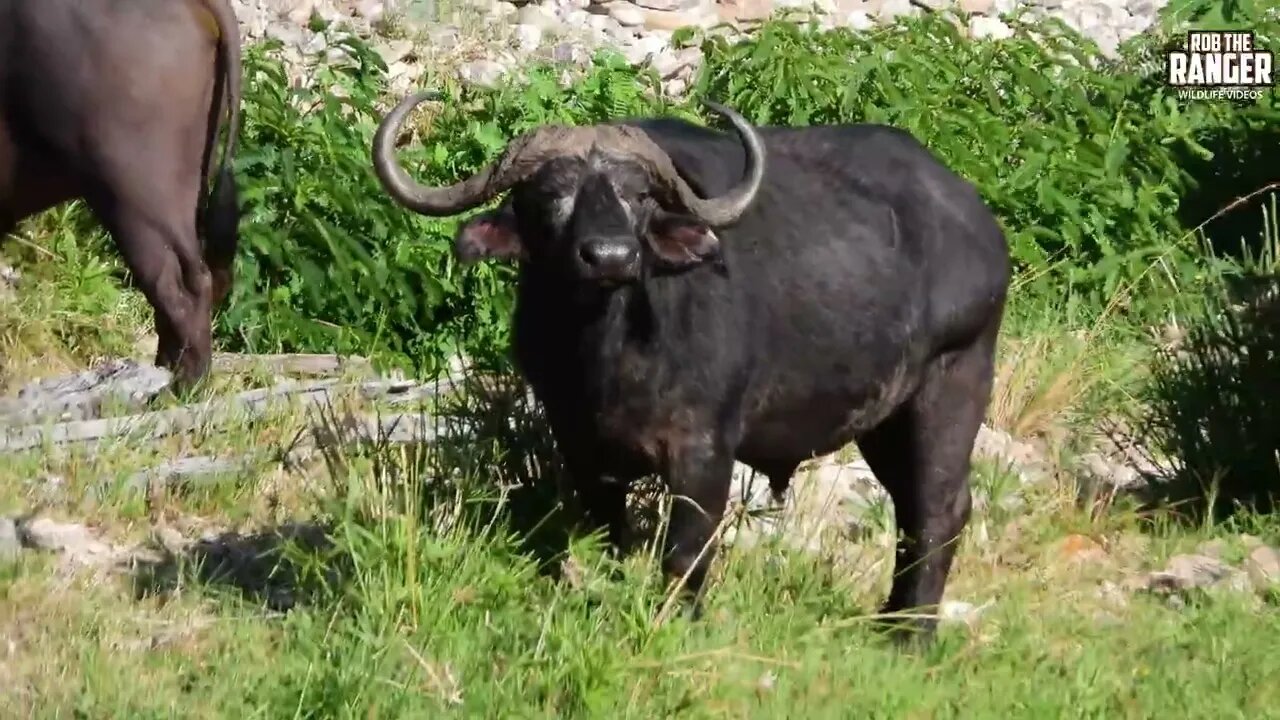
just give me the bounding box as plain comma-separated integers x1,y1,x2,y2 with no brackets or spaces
601,0,646,25
623,34,668,63
1245,545,1280,588
18,517,115,564
717,0,775,22
632,0,691,10
875,0,917,21
1195,538,1228,559
550,41,593,64
353,0,387,21
844,9,874,28
459,59,509,87
375,38,415,65
652,46,702,78
969,16,1013,39
642,5,716,29
266,22,308,47
0,517,20,562
517,3,561,29
513,23,544,50
281,0,317,24
1143,554,1252,597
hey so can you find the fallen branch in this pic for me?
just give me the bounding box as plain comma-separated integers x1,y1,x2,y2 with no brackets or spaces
117,454,263,494
211,353,375,378
0,376,456,454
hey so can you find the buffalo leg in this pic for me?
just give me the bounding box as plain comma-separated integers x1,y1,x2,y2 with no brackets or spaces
87,191,213,390
576,476,630,552
661,438,734,614
855,322,998,646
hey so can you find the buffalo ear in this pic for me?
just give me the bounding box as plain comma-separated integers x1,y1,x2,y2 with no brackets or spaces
645,210,721,269
454,204,525,264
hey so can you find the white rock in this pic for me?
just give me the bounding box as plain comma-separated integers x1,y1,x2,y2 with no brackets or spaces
517,2,561,28
459,59,509,88
604,0,646,26
551,41,593,64
355,0,386,22
845,9,874,29
18,518,114,561
1245,545,1280,587
876,0,916,20
969,15,1013,39
651,46,700,78
375,38,414,64
513,22,544,50
632,0,691,9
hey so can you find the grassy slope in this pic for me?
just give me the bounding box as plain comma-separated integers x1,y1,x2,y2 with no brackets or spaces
4,201,1280,719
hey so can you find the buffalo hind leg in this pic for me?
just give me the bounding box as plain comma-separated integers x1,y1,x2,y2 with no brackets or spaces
88,192,214,392
662,437,735,618
855,323,998,647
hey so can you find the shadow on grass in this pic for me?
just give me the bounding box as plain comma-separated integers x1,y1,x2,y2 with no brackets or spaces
1128,272,1280,525
130,367,667,610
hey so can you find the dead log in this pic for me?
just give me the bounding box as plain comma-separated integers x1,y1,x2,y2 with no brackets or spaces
211,353,375,378
0,377,453,454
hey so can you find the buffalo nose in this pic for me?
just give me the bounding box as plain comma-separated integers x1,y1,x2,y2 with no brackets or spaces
579,239,638,271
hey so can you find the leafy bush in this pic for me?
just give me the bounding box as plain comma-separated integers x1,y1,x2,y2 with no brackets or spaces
1135,199,1280,521
215,10,1279,374
695,13,1279,313
220,39,677,376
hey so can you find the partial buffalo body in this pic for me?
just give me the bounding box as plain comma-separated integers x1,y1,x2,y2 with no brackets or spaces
0,0,243,388
373,92,1012,643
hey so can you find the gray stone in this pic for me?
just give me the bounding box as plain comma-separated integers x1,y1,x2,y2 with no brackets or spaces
17,517,114,563
1145,553,1253,596
624,34,669,64
0,518,20,563
375,38,415,64
845,9,874,28
459,59,508,87
969,15,1013,39
604,0,646,26
513,22,544,50
632,0,692,10
1245,545,1280,588
517,3,561,28
265,22,307,46
551,41,593,64
876,0,916,20
652,46,701,78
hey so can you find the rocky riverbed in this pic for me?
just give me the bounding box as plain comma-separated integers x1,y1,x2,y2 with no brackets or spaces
230,0,1173,98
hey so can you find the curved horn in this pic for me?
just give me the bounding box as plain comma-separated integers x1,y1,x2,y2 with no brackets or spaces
650,101,766,227
372,90,533,216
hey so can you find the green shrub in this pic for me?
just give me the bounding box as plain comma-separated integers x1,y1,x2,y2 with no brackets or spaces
213,11,1278,375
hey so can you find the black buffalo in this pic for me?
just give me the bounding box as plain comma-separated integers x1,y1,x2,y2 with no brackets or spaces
373,92,1011,643
0,0,243,389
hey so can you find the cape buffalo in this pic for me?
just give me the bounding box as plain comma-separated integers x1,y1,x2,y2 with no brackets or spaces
373,92,1012,644
0,0,243,389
